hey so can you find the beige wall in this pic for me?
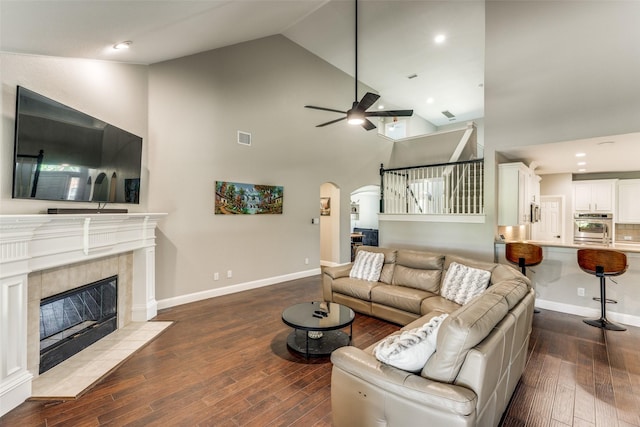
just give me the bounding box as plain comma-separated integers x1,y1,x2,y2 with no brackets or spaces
0,53,149,214
147,35,391,300
2,1,639,305
381,1,640,262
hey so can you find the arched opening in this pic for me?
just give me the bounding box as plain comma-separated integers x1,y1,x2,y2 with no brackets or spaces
92,172,109,202
320,182,341,267
350,185,380,259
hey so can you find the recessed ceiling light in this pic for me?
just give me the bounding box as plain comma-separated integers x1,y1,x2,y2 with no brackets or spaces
578,168,587,172
577,162,586,166
113,41,132,50
378,104,385,109
426,97,434,104
575,152,586,157
434,34,446,44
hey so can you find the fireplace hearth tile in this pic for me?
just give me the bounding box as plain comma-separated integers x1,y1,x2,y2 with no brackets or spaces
31,321,172,399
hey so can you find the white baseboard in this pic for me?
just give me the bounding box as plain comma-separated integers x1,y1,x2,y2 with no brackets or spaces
156,268,322,310
536,299,640,328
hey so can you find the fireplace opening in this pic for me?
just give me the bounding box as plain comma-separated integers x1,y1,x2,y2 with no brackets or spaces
39,275,118,374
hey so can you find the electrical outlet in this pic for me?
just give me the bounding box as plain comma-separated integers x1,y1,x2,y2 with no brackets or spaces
214,272,219,281
227,270,232,278
578,287,585,297
305,258,309,265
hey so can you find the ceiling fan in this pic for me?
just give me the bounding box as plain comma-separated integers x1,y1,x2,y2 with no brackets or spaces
305,0,413,131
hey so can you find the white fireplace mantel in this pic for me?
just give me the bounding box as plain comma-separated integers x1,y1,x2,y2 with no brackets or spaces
0,212,166,417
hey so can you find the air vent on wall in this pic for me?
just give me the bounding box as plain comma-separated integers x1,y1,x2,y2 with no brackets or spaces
237,131,252,146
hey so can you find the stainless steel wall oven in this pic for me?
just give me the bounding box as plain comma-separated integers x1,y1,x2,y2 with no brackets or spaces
573,213,613,245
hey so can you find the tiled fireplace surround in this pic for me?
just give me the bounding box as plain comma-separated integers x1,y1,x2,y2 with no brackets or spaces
0,213,165,417
28,253,133,377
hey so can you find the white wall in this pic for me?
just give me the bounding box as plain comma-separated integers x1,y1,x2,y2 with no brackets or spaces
350,185,379,230
147,35,392,300
0,53,149,214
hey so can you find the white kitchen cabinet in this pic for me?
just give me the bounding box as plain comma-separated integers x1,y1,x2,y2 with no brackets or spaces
573,180,616,213
617,179,640,223
498,162,539,225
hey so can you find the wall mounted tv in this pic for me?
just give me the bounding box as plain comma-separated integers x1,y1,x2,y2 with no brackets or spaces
12,86,143,204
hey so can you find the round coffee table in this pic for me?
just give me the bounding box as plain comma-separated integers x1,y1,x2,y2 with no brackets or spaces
281,301,355,358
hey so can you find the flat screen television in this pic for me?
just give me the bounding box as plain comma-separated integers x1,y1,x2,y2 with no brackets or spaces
12,86,143,204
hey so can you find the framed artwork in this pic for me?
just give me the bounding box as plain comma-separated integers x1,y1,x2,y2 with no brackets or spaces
320,197,331,216
215,181,283,214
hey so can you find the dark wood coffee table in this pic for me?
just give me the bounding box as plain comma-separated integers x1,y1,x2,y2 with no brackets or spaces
281,301,355,358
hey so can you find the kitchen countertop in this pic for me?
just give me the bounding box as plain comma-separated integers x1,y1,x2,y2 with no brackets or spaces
495,240,640,254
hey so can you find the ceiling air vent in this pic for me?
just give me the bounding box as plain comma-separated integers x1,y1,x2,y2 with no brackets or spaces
441,110,455,119
237,131,251,146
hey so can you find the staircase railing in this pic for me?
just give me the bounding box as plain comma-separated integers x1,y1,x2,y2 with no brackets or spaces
380,159,484,215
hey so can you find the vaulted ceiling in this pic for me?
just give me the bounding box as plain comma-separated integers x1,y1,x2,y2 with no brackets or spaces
2,1,639,174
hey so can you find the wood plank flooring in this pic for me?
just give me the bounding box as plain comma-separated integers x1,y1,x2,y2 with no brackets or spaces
1,275,638,426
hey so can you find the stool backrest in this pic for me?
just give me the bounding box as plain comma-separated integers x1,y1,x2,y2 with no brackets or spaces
577,249,627,276
505,242,543,267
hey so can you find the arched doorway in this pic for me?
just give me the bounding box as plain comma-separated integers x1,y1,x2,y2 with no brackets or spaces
320,182,341,267
350,185,381,258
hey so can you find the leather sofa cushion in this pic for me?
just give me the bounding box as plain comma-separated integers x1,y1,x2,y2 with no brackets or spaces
392,265,442,292
391,250,443,292
420,294,461,315
333,277,379,301
490,264,531,287
485,279,529,310
422,292,508,383
356,246,397,284
443,255,497,275
371,285,434,314
396,250,444,270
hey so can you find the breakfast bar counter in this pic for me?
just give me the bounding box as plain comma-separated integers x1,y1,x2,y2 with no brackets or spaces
495,241,640,327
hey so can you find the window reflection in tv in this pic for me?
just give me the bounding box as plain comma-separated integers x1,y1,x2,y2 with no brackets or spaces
12,86,142,204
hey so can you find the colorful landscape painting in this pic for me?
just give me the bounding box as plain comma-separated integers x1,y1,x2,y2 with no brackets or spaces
215,181,283,215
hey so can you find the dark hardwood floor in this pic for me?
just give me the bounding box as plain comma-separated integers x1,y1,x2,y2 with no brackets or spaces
1,275,638,426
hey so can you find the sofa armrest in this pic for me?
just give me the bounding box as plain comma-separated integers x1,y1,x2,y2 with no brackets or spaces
323,264,353,279
331,346,477,416
322,264,353,301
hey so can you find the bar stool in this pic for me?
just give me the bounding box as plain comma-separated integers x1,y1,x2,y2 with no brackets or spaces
577,249,627,331
505,242,543,313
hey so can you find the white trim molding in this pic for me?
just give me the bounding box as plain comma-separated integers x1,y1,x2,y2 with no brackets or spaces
157,268,321,310
0,213,166,417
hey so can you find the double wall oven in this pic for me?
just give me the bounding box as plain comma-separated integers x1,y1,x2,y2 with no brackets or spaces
573,213,613,245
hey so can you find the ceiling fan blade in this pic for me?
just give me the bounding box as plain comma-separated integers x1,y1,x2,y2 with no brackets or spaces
356,92,380,111
361,119,377,131
305,105,347,114
366,109,414,117
316,116,347,127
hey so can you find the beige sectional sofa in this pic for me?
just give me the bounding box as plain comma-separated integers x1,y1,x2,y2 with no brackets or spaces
322,246,534,427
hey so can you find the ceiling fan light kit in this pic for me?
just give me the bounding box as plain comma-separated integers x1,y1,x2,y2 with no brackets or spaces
305,0,413,131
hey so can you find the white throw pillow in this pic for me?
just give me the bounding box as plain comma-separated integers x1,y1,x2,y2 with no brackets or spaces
373,314,448,372
440,262,491,305
350,250,385,281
